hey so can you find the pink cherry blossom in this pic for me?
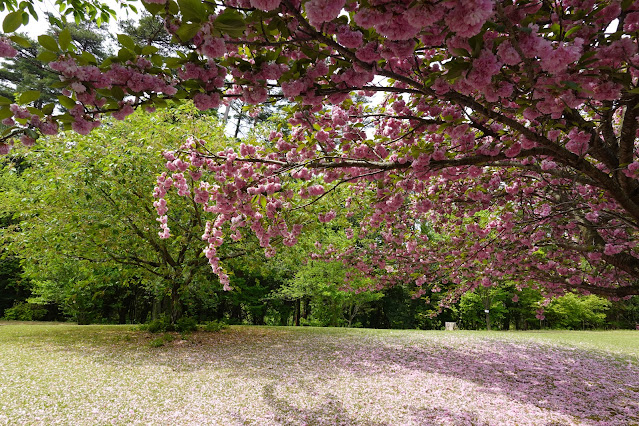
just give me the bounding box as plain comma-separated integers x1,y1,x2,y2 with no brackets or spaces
305,0,345,28
249,0,280,11
0,37,17,58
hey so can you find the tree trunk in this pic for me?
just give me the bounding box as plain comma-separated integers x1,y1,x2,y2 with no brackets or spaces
347,303,359,328
294,299,300,326
169,281,183,323
302,298,311,321
279,302,293,326
152,297,161,320
234,106,242,138
230,303,243,323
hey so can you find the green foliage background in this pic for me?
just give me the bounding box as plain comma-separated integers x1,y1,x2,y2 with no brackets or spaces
0,104,637,329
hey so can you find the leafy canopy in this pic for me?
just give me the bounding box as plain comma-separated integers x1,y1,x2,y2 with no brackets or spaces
1,0,639,302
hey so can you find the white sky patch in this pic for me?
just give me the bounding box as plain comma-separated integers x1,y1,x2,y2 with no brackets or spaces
1,0,140,38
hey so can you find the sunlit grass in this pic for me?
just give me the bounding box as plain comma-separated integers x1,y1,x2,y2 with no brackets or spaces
0,323,637,425
479,329,639,360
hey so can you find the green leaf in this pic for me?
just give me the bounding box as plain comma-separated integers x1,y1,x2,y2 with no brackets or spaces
27,106,44,117
564,25,582,39
0,96,12,105
117,33,137,51
177,0,206,22
117,48,134,62
41,103,55,115
450,48,469,57
215,10,246,36
175,23,201,42
56,113,73,126
111,86,125,100
150,54,164,67
57,95,77,109
80,51,98,64
9,34,31,48
58,28,71,51
17,90,40,105
36,50,58,62
3,11,23,33
50,81,69,89
561,80,580,91
141,45,158,55
444,60,470,81
142,1,165,15
152,98,168,108
168,0,180,15
468,34,484,57
0,107,13,120
173,89,188,99
165,57,184,69
38,34,59,52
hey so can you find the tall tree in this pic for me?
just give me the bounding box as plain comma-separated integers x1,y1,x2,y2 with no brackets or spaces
118,13,173,55
1,0,639,304
6,105,236,322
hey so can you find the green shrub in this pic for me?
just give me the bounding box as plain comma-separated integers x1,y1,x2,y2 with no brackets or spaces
299,317,323,327
201,320,228,332
2,302,48,321
144,316,174,333
149,333,175,348
149,337,165,347
175,316,198,333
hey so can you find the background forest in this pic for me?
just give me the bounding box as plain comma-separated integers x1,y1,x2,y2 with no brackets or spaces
1,105,638,331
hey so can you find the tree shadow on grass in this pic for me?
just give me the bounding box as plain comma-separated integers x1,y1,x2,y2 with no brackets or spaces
258,383,495,426
258,383,387,426
349,338,639,425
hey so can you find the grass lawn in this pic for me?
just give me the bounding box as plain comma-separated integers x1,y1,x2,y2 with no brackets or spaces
0,323,637,425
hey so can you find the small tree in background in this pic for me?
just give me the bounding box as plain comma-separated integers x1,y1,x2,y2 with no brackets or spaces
5,105,234,323
546,293,611,330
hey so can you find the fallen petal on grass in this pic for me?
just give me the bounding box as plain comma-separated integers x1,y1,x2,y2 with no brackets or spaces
0,324,637,425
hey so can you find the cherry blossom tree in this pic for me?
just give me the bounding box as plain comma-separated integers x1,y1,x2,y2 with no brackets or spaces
1,0,639,302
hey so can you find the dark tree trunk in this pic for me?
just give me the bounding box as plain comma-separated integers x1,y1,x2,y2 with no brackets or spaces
230,303,243,323
302,298,311,321
278,301,293,326
294,299,300,326
169,281,183,323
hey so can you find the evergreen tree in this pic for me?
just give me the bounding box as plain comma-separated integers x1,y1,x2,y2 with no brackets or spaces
0,17,109,106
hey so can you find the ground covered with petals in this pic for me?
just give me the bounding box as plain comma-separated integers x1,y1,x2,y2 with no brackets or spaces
0,324,637,425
